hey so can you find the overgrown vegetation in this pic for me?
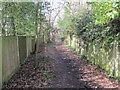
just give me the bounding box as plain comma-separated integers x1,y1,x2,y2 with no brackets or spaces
58,2,120,48
2,2,51,36
58,1,120,79
2,2,53,67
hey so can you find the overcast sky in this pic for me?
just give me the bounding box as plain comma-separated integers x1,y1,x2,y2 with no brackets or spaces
46,0,92,27
46,0,65,26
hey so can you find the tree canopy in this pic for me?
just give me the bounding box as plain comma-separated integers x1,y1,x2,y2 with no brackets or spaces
58,2,120,47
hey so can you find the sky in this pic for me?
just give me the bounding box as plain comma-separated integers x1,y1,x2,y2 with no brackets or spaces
46,0,65,27
46,0,89,27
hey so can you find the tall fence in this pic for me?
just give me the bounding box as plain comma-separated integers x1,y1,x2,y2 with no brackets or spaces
66,35,120,78
2,36,20,82
0,37,2,89
1,36,35,88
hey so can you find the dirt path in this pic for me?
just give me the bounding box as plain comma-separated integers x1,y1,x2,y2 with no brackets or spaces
46,42,85,88
46,42,119,88
3,42,119,89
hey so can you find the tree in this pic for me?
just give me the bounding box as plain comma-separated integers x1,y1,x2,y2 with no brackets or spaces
1,1,51,67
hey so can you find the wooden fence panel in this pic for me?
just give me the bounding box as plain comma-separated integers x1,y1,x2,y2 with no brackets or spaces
66,36,120,77
2,36,19,82
26,37,32,57
1,36,35,88
18,36,27,64
0,37,2,89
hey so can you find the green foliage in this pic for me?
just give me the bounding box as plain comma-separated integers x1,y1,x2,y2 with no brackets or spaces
39,63,44,67
116,77,120,82
68,45,76,51
58,6,76,35
2,2,50,36
39,70,54,80
91,2,120,25
105,75,115,78
58,2,120,47
2,2,34,35
80,54,87,60
104,75,120,82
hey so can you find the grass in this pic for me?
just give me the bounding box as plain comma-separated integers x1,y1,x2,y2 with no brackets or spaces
39,70,54,80
38,56,54,62
38,63,44,67
68,45,76,51
104,75,120,82
38,56,54,80
105,75,115,79
80,54,87,59
116,77,120,82
43,56,54,62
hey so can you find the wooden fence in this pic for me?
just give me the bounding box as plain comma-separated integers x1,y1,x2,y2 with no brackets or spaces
66,35,120,78
1,36,35,88
0,37,2,89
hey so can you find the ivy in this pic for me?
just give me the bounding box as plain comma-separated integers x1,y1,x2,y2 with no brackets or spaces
2,2,49,36
58,2,120,47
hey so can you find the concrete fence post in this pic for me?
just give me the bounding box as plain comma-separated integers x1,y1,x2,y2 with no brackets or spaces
0,36,2,89
118,45,120,76
18,36,27,64
112,43,116,76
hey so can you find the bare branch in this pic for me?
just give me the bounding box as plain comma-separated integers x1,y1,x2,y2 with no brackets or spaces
51,2,66,26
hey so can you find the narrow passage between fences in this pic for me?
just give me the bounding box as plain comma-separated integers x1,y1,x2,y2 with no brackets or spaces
3,42,119,89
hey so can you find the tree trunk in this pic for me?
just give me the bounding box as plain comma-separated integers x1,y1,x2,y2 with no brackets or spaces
35,2,39,67
2,22,6,36
35,2,42,67
11,16,16,36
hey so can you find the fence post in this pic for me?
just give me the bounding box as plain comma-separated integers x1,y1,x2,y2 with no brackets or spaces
17,36,20,65
0,36,2,89
118,45,120,77
112,43,116,76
